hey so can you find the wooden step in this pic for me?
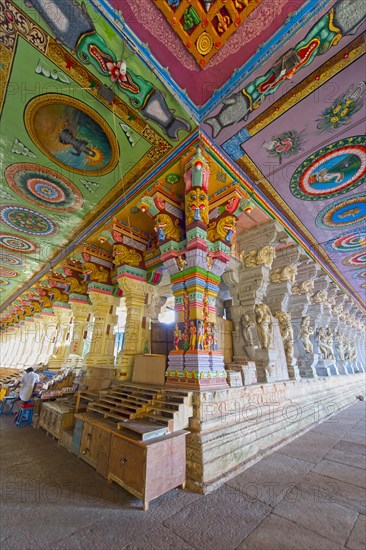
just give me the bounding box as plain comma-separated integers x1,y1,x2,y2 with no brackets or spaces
147,404,178,415
150,399,180,410
144,414,174,431
88,405,130,420
109,390,151,402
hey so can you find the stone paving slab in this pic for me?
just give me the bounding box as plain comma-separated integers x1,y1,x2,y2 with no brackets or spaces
225,452,313,506
333,439,366,457
163,488,271,550
342,433,365,445
325,448,366,470
292,471,366,514
277,430,339,464
272,486,358,546
237,513,346,550
346,514,366,550
312,459,366,489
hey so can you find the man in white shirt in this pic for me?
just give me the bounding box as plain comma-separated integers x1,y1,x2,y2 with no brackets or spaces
12,367,40,419
19,368,40,402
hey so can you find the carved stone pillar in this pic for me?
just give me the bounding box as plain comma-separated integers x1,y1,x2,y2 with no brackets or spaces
224,221,288,383
331,291,347,374
308,275,337,376
22,315,45,367
268,246,302,381
67,296,91,368
37,310,58,366
289,259,318,378
47,303,72,370
82,287,118,389
1,324,19,367
116,275,147,382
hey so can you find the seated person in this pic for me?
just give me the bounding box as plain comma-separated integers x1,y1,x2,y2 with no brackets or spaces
12,367,40,418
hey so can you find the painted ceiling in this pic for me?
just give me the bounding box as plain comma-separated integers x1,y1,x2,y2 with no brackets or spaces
0,0,365,316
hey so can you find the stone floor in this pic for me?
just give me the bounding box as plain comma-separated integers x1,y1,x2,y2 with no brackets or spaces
0,400,365,550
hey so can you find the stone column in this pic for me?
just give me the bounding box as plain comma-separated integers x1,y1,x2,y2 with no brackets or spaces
289,259,318,378
268,245,302,380
83,286,118,389
331,291,348,374
22,315,44,368
116,274,147,382
47,303,72,370
67,295,91,368
228,220,289,383
37,310,58,366
307,275,337,376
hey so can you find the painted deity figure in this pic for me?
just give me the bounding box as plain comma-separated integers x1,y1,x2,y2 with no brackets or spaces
189,321,197,350
174,323,181,351
254,303,273,349
197,321,204,350
300,316,314,354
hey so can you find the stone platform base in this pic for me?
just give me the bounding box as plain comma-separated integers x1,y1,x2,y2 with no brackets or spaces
186,373,366,494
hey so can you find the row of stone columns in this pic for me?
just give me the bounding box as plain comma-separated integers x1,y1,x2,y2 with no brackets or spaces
223,221,366,384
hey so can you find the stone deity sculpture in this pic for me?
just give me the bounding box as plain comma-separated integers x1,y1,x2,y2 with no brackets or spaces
300,316,314,354
335,331,345,360
254,303,273,349
325,327,335,360
317,327,334,360
276,311,294,362
240,313,255,357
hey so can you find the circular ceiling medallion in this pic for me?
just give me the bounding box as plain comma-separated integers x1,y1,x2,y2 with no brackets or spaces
0,233,37,253
5,163,83,211
316,193,366,230
326,230,366,253
353,270,366,279
290,137,366,200
196,32,214,56
0,205,58,236
343,251,366,267
0,267,18,278
0,253,24,266
24,94,119,175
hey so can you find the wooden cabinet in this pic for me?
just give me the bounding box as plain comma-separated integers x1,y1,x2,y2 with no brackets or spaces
38,401,75,440
79,422,112,478
108,430,187,510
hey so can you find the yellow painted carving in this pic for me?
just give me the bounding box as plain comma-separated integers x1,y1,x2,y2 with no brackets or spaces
207,216,236,242
154,213,181,242
82,262,110,284
113,244,142,267
65,276,88,294
185,188,209,225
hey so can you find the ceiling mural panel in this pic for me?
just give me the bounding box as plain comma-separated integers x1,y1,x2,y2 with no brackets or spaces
0,0,196,304
150,0,265,67
113,0,304,104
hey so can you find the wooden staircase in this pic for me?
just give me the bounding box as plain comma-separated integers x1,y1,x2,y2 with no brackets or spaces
86,383,193,432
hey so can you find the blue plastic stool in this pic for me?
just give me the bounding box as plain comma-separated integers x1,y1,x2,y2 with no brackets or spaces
0,397,16,415
16,401,34,427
